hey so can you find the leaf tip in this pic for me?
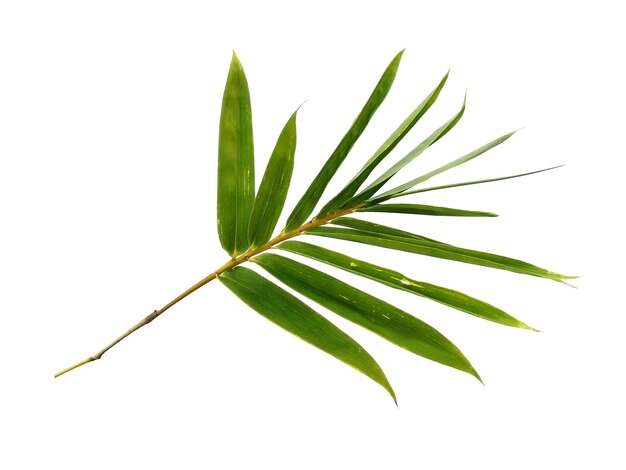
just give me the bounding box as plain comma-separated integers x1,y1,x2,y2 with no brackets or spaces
391,49,405,67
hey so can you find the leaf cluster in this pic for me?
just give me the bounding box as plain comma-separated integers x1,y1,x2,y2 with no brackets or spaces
215,51,573,401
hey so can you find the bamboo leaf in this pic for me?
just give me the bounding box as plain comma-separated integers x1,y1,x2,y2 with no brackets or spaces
254,253,480,380
372,131,516,203
217,52,255,257
283,51,404,231
333,217,439,242
357,203,497,217
248,110,298,248
317,71,449,216
382,166,564,200
307,226,574,282
344,96,466,206
219,266,396,401
278,241,535,330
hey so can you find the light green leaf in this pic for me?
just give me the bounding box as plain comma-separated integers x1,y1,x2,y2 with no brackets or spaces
357,203,497,217
278,241,535,330
372,131,516,203
384,166,564,200
317,71,449,216
217,52,255,257
307,226,574,282
219,266,396,402
248,110,298,248
283,51,404,232
254,253,480,380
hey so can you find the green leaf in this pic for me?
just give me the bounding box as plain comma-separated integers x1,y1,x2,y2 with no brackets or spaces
357,203,497,217
307,226,574,282
316,71,449,216
332,217,439,243
219,266,396,402
248,110,298,248
283,51,404,232
345,95,466,206
278,241,535,330
254,253,480,380
371,131,516,203
217,52,255,257
384,166,564,200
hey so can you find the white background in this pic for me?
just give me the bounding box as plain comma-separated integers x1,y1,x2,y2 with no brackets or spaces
1,1,624,468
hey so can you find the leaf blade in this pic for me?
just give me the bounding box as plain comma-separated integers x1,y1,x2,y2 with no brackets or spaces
219,266,396,401
317,71,450,216
384,166,564,200
217,52,255,256
357,203,497,217
284,51,404,231
307,226,574,281
372,131,516,203
346,95,467,205
248,110,298,247
254,253,480,380
278,241,535,330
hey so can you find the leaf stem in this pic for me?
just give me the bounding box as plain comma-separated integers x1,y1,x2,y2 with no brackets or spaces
54,206,359,378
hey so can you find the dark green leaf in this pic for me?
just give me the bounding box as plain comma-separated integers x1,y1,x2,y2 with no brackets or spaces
345,96,466,206
278,241,535,330
307,226,574,282
248,110,298,248
358,203,497,217
332,217,439,243
217,52,255,257
254,253,480,380
219,266,396,401
283,51,404,231
371,131,516,203
317,71,449,216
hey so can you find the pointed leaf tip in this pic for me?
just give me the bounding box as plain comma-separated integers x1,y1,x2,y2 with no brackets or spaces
256,253,480,380
220,267,396,401
248,109,299,247
284,51,404,231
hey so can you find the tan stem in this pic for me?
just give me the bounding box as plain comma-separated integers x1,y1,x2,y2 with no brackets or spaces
54,206,359,378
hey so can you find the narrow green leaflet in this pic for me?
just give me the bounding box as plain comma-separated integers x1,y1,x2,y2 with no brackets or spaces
371,131,516,203
248,110,298,248
358,203,497,217
278,241,535,330
316,71,449,216
219,266,396,401
283,51,404,232
383,166,564,200
332,217,440,243
307,226,574,282
217,52,255,257
345,96,466,206
254,253,480,380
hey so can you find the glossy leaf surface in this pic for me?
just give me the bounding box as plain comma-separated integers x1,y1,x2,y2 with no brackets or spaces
255,253,480,379
317,71,449,216
219,266,396,401
284,51,404,231
349,96,466,205
278,241,535,329
308,226,574,281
